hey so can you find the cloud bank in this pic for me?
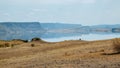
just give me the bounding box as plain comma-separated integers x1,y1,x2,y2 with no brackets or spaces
6,0,96,5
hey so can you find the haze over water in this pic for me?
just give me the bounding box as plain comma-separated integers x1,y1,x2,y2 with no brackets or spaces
42,33,120,42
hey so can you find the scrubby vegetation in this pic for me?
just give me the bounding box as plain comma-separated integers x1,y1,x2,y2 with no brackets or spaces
12,39,28,43
0,43,14,48
31,37,41,41
0,43,10,48
31,44,35,47
0,44,4,48
31,37,46,43
0,39,26,48
11,44,15,48
112,38,120,53
4,43,10,47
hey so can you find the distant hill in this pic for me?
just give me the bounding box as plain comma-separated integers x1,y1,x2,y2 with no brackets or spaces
0,22,82,32
0,22,45,40
90,24,120,33
0,22,44,33
0,22,83,40
40,23,82,30
0,22,120,40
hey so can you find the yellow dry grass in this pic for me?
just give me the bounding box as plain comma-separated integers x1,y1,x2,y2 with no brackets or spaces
0,38,120,68
112,38,120,52
0,40,26,48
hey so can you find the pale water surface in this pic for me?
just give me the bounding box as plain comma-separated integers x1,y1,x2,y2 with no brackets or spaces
42,34,120,42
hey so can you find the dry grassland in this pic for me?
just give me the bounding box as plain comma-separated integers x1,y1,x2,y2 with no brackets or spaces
0,38,120,68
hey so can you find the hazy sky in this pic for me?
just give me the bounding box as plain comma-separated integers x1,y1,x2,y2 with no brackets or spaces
0,0,120,25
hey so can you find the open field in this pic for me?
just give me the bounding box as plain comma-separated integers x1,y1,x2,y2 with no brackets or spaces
0,38,120,68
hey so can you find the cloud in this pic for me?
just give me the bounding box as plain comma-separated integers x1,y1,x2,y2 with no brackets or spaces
32,8,40,12
35,0,96,4
80,0,96,4
3,13,10,16
6,0,96,5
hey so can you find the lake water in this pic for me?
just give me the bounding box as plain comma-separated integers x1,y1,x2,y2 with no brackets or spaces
42,33,120,42
0,32,120,42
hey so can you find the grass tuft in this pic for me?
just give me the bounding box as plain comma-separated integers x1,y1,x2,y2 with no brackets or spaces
31,44,35,47
5,43,10,47
112,38,120,53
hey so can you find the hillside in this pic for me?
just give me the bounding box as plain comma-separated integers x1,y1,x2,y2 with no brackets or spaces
0,22,83,40
0,22,45,40
0,38,120,68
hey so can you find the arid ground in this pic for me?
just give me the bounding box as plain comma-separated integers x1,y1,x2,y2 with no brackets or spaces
0,38,120,68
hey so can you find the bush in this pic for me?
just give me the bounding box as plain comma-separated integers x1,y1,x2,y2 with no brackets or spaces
4,43,10,47
11,44,15,48
12,39,28,43
112,38,120,52
31,44,35,47
31,37,41,41
23,40,28,43
0,43,10,48
0,44,3,48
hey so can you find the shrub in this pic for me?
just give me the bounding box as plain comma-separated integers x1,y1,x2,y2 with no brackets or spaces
112,38,120,52
12,39,28,43
11,44,15,48
31,37,41,41
0,43,10,48
31,44,35,47
0,44,3,48
4,43,10,47
23,40,28,43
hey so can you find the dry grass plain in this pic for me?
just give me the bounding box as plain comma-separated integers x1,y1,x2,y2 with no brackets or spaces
0,38,120,68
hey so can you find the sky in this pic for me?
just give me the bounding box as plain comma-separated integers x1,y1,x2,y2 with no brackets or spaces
0,0,120,25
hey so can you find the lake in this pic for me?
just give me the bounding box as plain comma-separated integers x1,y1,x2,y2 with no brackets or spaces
42,33,120,42
0,32,120,42
1,23,120,42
